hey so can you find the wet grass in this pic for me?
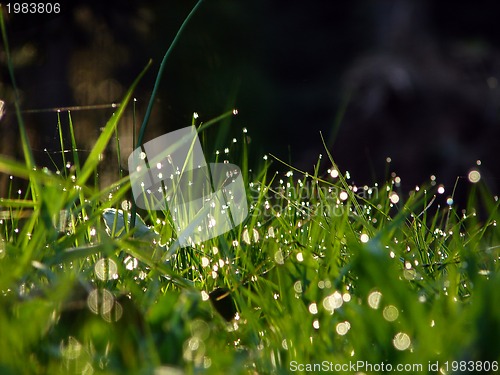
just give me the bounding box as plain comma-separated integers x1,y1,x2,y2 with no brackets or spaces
0,99,499,373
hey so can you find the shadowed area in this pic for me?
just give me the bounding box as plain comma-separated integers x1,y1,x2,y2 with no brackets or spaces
1,0,499,200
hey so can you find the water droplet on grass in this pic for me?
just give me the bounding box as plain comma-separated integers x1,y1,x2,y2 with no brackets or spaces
0,240,5,259
282,339,288,350
404,269,417,280
183,336,205,363
308,303,318,315
124,256,138,270
323,291,343,312
293,281,302,293
274,250,284,265
389,192,399,204
393,332,411,350
267,226,275,238
383,305,399,321
329,168,339,178
87,289,114,315
468,170,481,183
242,228,251,244
60,336,82,360
336,321,351,335
102,300,123,323
95,258,118,281
121,200,132,210
201,291,209,301
201,257,210,267
368,291,382,309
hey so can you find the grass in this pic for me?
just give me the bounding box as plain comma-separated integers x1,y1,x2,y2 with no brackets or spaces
1,3,499,375
0,106,499,374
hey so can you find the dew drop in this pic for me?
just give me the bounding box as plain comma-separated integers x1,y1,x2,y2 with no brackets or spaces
201,257,210,268
87,289,114,315
274,250,285,265
293,281,302,293
94,258,118,281
282,339,288,350
121,200,132,211
336,321,351,335
201,291,209,301
393,332,411,350
60,337,82,360
368,291,382,309
468,170,481,183
308,303,318,315
267,226,275,238
124,256,138,270
389,192,400,204
323,291,343,312
383,305,399,321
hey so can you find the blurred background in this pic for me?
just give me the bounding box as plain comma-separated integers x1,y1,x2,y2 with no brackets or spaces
1,0,499,198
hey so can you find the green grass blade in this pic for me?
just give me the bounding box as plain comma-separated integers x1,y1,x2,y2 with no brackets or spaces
0,6,37,199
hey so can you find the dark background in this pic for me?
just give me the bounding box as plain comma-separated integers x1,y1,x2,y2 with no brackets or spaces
1,0,499,197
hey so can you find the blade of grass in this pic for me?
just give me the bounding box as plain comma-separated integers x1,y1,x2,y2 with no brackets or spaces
57,112,67,177
0,6,37,200
135,0,204,149
68,111,81,173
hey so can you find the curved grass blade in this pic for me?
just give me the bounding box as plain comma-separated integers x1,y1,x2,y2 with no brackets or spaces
131,0,204,229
